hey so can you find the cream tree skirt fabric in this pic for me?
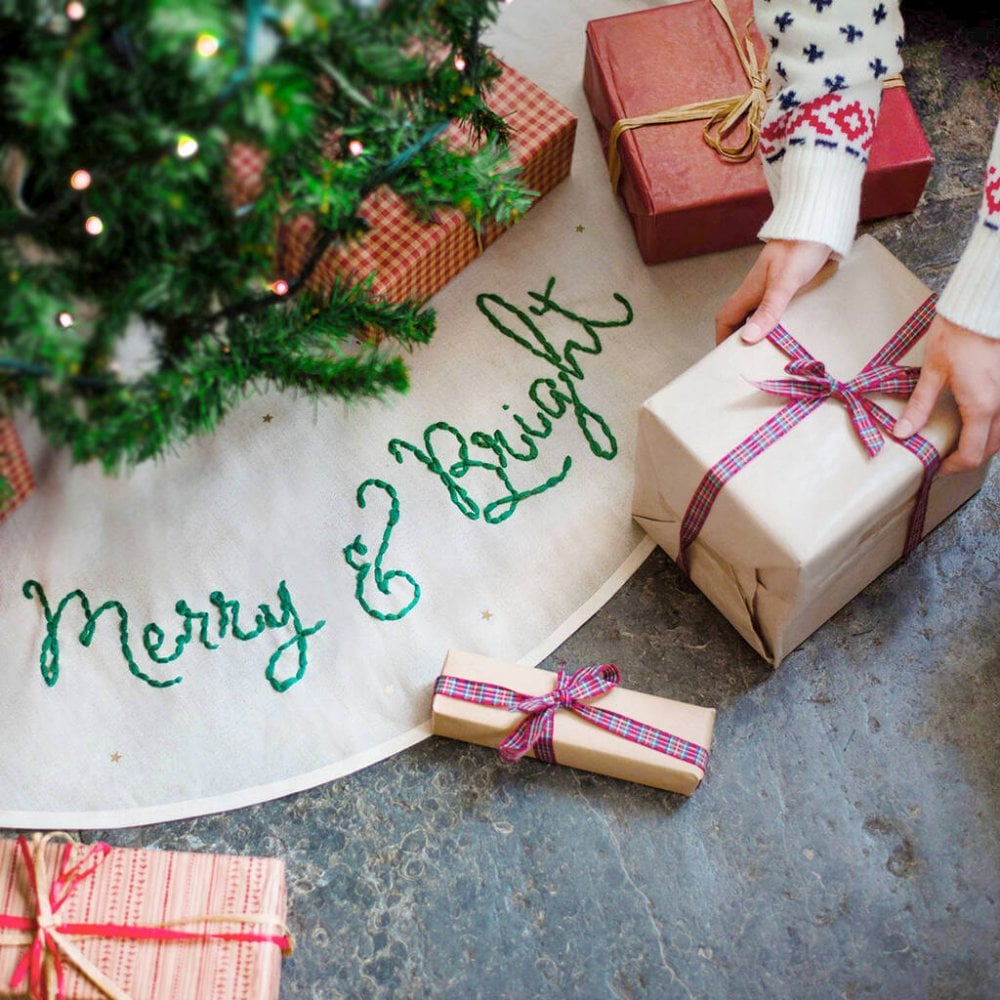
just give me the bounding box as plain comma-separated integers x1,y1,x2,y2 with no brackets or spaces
0,1,758,828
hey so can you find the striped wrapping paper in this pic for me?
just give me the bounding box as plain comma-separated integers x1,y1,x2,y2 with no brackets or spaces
227,58,577,307
0,421,34,527
0,838,289,1000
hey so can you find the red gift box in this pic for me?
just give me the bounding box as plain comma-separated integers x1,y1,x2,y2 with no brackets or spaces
229,59,576,306
0,835,291,1000
0,421,34,527
583,0,934,264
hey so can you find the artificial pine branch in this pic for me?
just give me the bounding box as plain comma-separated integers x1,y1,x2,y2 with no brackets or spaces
0,0,530,490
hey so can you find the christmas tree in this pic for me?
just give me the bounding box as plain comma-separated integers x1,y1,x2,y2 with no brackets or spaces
0,0,531,500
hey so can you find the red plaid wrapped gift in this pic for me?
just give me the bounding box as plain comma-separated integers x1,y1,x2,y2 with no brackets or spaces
632,237,987,665
229,59,576,306
431,650,716,795
0,420,34,526
0,834,292,1000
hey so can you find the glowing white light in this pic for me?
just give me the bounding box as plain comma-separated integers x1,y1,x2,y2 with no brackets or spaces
84,215,103,235
69,169,91,191
56,311,74,328
176,134,199,158
453,56,467,71
195,33,220,57
65,2,85,21
348,140,364,157
270,279,289,296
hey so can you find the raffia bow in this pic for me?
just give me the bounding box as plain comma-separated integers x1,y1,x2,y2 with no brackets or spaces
605,0,908,191
606,0,768,189
0,833,294,1000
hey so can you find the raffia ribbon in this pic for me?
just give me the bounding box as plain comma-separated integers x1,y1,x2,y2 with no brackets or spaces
606,0,908,190
606,0,768,188
0,833,294,1000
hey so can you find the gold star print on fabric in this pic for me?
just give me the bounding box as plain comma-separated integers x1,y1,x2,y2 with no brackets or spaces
481,610,493,621
262,414,273,423
576,224,585,232
110,751,122,763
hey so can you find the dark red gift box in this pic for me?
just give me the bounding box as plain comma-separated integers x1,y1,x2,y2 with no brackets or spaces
583,0,934,264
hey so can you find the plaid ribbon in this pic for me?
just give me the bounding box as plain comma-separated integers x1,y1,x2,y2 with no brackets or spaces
678,294,941,574
433,664,709,772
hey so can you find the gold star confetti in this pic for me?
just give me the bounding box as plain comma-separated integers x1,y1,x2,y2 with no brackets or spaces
481,609,493,621
110,751,122,763
262,413,273,423
576,224,585,233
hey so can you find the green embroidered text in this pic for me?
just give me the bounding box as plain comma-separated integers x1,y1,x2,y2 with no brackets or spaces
343,479,421,621
387,278,633,524
22,579,326,692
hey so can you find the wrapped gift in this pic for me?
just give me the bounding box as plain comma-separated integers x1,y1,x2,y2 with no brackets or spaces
0,834,291,1000
583,0,934,263
230,59,576,305
0,420,34,526
431,649,716,794
632,236,987,666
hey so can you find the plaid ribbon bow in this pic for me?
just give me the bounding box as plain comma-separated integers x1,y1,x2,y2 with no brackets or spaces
678,294,941,573
750,352,922,458
433,664,709,772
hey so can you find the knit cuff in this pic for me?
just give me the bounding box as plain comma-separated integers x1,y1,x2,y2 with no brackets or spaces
936,222,1000,340
758,145,867,259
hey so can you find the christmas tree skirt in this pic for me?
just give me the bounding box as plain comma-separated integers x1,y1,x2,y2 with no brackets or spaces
0,1,757,828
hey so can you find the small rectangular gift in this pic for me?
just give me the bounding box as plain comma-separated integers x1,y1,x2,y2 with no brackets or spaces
0,420,34,527
0,834,291,1000
632,236,987,666
431,649,716,794
230,59,576,305
583,0,934,263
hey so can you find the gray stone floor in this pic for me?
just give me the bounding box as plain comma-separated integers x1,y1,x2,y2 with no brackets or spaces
20,5,999,999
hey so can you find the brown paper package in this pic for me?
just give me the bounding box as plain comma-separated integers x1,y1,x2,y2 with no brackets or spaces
632,236,987,666
431,649,716,795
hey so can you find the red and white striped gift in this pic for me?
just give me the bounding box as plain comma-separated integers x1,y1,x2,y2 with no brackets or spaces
0,835,291,1000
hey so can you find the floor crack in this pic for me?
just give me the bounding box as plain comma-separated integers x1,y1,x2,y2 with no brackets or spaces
580,794,696,1000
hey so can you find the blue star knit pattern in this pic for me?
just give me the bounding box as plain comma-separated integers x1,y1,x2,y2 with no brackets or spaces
755,0,904,166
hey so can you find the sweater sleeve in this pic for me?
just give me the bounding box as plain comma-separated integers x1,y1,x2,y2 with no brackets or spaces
753,0,904,257
935,117,1000,341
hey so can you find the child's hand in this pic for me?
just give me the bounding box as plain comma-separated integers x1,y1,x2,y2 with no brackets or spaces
715,239,833,345
894,314,1000,474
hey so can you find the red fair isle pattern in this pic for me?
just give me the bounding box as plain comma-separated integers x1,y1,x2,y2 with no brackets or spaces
434,664,710,773
983,163,1000,230
0,419,34,525
759,93,877,164
677,295,941,574
228,61,576,308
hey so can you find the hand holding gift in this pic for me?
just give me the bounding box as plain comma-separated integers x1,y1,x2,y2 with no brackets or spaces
718,0,1000,474
893,315,1000,475
633,237,989,665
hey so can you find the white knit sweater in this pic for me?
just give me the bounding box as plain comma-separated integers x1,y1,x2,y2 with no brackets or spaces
754,0,1000,339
